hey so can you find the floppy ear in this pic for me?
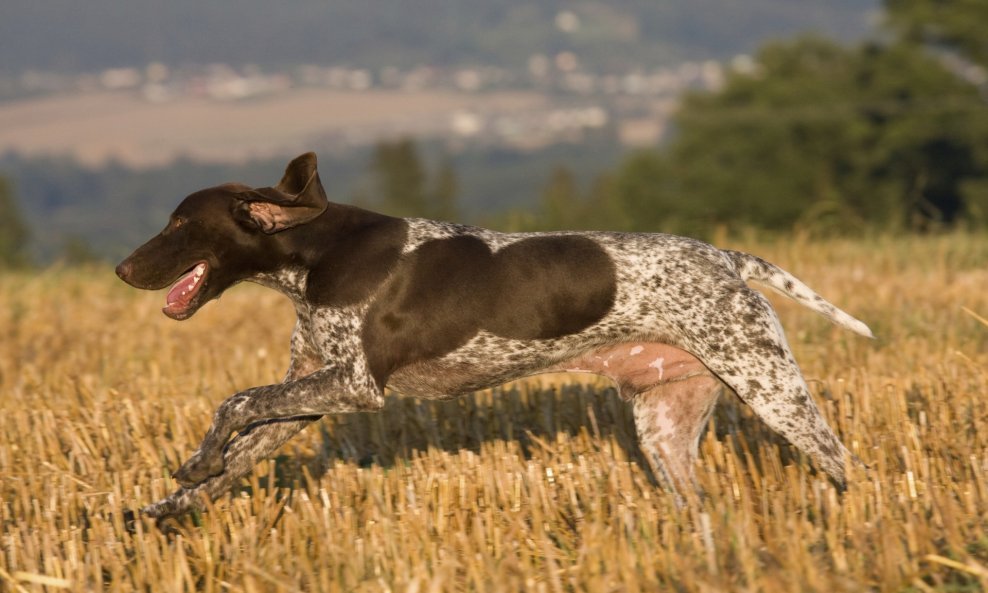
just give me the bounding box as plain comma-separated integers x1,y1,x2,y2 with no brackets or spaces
236,152,329,233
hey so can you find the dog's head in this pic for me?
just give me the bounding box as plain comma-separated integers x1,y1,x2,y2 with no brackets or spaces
116,152,328,320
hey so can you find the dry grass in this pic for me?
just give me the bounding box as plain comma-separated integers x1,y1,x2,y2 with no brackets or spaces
1,233,986,592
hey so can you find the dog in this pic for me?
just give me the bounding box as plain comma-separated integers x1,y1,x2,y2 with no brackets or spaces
116,152,872,520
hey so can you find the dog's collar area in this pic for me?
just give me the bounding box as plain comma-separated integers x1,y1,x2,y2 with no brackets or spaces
163,262,208,319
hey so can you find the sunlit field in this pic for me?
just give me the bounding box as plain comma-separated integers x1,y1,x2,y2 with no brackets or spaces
1,233,986,592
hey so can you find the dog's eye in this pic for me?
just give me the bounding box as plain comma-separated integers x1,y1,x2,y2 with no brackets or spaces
163,217,187,234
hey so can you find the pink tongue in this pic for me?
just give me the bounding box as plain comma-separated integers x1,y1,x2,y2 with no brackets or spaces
166,267,200,307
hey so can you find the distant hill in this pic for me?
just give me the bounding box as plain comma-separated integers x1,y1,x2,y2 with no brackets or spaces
2,0,877,74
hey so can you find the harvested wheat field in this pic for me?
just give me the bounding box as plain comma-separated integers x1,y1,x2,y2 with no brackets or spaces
1,233,986,592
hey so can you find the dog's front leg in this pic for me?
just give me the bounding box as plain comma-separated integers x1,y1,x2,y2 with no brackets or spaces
142,415,320,519
172,365,382,488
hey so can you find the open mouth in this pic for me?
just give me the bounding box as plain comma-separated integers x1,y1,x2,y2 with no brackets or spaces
163,262,208,320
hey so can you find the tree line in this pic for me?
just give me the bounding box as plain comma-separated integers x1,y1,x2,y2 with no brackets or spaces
517,0,988,236
317,0,988,237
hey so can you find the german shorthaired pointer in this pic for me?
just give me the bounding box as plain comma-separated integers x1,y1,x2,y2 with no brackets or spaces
116,152,872,519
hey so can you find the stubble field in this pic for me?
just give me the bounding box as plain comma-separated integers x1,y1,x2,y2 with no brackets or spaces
1,233,986,592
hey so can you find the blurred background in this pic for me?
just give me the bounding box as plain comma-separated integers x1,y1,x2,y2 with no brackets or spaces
0,0,986,264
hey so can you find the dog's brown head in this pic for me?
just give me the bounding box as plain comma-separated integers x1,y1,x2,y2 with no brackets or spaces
116,152,329,320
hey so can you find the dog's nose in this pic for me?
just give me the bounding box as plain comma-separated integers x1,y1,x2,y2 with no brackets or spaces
115,260,133,280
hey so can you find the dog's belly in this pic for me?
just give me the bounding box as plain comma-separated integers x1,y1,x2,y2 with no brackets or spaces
386,340,712,399
546,342,713,397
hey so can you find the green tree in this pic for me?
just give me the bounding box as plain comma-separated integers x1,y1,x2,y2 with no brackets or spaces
610,150,692,234
885,0,988,68
581,172,629,231
366,139,461,220
614,37,988,235
370,138,428,217
430,157,459,221
538,166,581,230
0,178,30,268
59,235,101,266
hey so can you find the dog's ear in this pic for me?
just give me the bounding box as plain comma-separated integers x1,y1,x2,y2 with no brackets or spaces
235,153,329,233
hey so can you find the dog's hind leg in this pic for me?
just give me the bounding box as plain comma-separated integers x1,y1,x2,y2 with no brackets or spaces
632,373,722,504
679,287,849,485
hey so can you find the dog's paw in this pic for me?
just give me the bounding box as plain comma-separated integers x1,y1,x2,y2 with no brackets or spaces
138,502,185,535
172,452,225,488
141,500,171,520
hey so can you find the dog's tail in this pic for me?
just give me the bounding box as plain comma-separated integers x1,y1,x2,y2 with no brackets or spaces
724,249,874,339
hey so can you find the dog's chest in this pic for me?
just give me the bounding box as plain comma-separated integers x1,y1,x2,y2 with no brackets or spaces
291,305,369,378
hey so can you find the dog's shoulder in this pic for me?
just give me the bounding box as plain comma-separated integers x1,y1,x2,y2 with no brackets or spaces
303,205,409,308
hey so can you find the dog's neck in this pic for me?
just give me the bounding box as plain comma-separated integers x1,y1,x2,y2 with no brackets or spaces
245,203,408,314
248,267,309,305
